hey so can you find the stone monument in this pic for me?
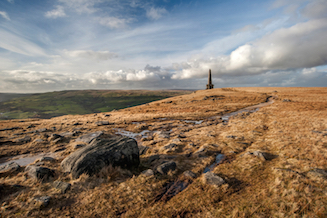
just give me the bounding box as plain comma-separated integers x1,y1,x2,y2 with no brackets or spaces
206,69,214,89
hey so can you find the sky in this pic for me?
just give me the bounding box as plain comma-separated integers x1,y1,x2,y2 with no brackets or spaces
0,0,326,93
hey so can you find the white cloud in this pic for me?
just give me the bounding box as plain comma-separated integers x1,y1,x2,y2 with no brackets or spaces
0,29,46,56
45,6,66,18
146,7,167,20
7,0,14,3
97,17,130,29
302,0,327,18
0,11,10,21
64,50,118,60
58,0,102,14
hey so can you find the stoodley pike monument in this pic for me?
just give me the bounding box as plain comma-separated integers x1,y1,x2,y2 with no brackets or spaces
206,69,214,90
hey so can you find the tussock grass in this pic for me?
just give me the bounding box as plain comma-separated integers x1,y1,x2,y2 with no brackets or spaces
1,87,327,217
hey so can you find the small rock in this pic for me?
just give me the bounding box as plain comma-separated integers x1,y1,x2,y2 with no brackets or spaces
38,157,55,162
25,166,54,182
156,161,177,175
138,145,149,155
34,138,44,143
49,134,62,141
95,121,111,126
37,128,47,133
252,151,276,161
75,131,103,144
141,169,154,177
155,131,170,139
73,122,81,126
27,125,35,129
14,136,31,143
183,170,196,179
282,99,291,102
34,196,51,207
226,135,236,139
59,132,74,137
195,146,206,154
0,162,20,173
104,114,111,117
53,181,71,193
202,172,225,188
148,155,160,163
53,137,65,144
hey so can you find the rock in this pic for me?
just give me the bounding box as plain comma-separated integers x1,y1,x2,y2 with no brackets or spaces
49,134,62,141
307,168,327,180
138,145,149,155
95,121,111,126
148,155,160,163
34,196,51,207
38,157,55,162
53,181,71,193
61,136,139,179
0,162,20,173
25,166,54,182
73,143,86,149
104,114,111,117
27,125,35,129
183,170,196,179
59,132,75,137
202,172,225,188
160,143,178,153
37,128,47,133
195,146,206,154
141,169,154,177
14,136,31,143
155,131,170,139
282,99,291,102
75,131,103,144
156,161,177,175
73,122,81,126
34,139,44,143
251,151,276,161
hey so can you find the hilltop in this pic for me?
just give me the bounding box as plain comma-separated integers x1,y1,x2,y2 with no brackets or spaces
0,87,327,217
0,90,192,120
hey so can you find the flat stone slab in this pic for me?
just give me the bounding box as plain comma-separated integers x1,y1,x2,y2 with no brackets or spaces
75,131,103,144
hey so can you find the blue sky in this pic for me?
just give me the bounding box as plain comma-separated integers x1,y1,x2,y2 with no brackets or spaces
0,0,326,92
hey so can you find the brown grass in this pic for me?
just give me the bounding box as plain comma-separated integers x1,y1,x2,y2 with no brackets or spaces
0,87,327,217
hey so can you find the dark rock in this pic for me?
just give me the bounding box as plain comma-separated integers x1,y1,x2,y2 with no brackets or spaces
156,161,177,175
14,136,31,143
165,101,173,104
104,114,111,117
54,147,66,152
73,122,81,126
75,131,103,144
0,127,21,131
0,162,20,173
148,155,160,163
95,121,111,126
183,170,196,179
202,172,225,188
37,128,47,133
38,157,55,162
25,166,54,182
53,137,65,144
141,169,154,177
34,196,51,207
251,151,276,161
53,181,71,193
138,145,149,155
49,134,62,141
27,125,35,129
61,136,139,179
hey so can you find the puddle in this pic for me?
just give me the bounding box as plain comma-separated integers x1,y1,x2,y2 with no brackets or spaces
203,154,225,173
221,97,274,122
0,152,59,167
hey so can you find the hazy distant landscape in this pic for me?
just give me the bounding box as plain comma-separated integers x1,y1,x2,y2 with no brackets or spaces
0,90,192,120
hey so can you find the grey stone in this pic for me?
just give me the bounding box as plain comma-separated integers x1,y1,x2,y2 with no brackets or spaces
282,99,291,102
141,169,154,177
53,181,71,193
25,166,54,182
75,131,103,144
34,196,51,207
202,172,225,188
183,170,196,179
155,131,170,139
95,121,111,126
61,136,139,179
252,151,276,161
138,145,149,155
156,161,177,175
148,155,160,163
14,136,31,143
59,132,74,137
49,134,62,141
39,157,55,162
34,138,44,143
37,128,47,133
0,162,20,173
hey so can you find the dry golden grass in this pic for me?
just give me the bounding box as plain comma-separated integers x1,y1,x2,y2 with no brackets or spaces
1,87,327,217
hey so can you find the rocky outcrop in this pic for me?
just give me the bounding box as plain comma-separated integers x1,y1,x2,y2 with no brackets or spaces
0,162,20,173
156,161,177,175
61,136,139,179
74,131,103,144
25,166,55,182
201,172,225,188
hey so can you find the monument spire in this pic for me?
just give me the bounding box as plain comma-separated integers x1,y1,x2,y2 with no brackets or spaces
206,69,214,89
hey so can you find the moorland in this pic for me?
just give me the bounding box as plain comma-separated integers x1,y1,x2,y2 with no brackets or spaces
0,87,327,217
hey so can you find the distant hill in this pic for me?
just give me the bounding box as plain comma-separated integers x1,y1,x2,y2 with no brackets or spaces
0,90,192,120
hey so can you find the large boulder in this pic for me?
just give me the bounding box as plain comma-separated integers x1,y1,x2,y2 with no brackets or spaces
75,131,103,144
25,166,55,182
61,136,139,179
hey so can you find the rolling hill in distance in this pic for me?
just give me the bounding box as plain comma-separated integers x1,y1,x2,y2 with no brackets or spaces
0,90,193,120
